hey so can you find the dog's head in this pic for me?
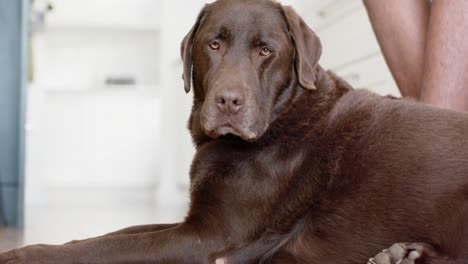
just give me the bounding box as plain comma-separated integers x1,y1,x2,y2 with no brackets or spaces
182,0,322,142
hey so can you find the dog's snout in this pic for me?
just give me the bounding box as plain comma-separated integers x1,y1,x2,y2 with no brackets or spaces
216,90,244,114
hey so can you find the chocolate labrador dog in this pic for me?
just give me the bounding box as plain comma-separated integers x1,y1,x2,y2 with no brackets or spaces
1,0,468,263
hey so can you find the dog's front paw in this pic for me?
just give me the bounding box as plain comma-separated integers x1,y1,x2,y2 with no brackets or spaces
0,244,62,264
367,243,436,264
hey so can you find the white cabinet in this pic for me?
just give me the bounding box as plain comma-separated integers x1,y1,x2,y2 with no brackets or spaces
44,0,162,30
317,8,380,69
299,0,362,30
25,87,162,206
335,54,399,96
295,0,400,96
32,1,162,93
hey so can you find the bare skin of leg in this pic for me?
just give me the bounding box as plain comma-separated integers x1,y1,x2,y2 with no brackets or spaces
420,0,468,112
363,0,430,99
364,0,468,112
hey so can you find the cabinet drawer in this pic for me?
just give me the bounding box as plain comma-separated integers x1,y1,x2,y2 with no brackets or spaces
336,53,400,96
319,8,380,69
299,0,362,30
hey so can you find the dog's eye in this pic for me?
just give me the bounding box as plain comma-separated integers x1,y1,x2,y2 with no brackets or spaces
260,47,272,56
209,41,220,50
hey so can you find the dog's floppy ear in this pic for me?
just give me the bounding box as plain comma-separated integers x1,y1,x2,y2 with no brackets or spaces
181,5,208,93
281,6,322,90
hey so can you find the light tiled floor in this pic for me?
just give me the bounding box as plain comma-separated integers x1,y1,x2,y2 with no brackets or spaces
0,202,189,252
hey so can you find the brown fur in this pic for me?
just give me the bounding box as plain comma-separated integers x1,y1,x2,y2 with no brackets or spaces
1,1,467,263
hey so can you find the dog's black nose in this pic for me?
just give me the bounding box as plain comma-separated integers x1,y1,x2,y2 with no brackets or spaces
216,90,244,114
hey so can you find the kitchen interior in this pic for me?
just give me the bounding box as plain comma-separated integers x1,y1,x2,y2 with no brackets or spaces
0,0,398,251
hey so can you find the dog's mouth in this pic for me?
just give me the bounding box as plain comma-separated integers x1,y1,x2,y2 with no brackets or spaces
204,123,259,142
200,103,270,142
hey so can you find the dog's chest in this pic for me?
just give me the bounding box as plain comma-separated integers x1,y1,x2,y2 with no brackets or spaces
195,142,304,176
189,142,308,205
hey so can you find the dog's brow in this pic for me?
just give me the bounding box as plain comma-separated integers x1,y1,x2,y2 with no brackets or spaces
215,26,229,40
252,34,263,45
250,32,283,49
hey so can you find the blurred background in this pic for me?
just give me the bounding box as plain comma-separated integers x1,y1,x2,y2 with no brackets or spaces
0,0,399,251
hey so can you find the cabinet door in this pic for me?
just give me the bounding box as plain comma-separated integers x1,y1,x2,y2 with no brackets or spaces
0,0,28,226
45,0,162,30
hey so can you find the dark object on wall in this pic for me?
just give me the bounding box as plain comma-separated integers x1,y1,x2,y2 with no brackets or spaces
105,75,137,86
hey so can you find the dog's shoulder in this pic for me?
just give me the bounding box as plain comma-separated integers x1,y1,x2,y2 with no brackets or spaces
327,88,384,126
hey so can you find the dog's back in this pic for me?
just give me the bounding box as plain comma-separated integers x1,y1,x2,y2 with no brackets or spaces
277,86,468,263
